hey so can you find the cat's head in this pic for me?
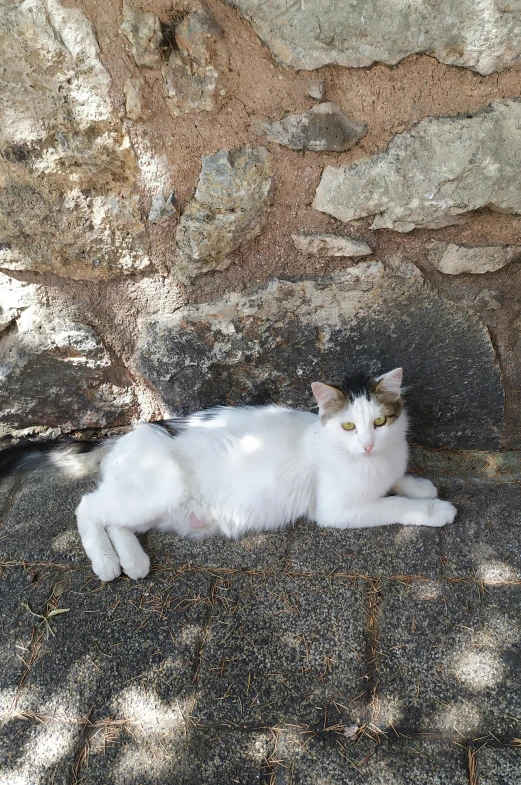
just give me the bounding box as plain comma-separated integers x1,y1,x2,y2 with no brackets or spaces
311,368,406,457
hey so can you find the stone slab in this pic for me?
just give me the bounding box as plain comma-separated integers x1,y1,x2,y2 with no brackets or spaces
440,483,521,580
377,581,521,738
288,518,442,579
147,526,290,571
274,735,468,785
79,729,272,785
194,574,368,727
478,747,521,785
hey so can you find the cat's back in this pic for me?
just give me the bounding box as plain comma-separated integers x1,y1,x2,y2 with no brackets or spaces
183,404,317,445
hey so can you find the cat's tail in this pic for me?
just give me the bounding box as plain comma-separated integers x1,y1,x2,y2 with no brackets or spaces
0,437,112,483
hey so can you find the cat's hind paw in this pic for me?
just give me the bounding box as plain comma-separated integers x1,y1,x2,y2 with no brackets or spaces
93,552,122,582
121,551,150,581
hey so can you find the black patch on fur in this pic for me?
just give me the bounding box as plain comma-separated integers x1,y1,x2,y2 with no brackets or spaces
152,418,188,436
340,372,375,400
0,438,98,482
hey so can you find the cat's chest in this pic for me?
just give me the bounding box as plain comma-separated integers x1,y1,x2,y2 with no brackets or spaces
319,454,397,503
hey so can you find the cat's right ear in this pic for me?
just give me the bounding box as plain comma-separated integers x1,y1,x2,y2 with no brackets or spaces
311,382,346,415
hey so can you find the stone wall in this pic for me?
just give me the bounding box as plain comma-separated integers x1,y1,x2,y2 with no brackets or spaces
1,0,520,448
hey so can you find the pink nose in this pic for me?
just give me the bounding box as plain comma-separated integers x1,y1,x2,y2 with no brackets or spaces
364,445,373,454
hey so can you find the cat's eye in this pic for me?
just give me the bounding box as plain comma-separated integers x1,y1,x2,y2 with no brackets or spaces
342,422,355,431
374,416,387,427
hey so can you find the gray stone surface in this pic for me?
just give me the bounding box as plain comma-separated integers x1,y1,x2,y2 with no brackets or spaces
0,0,151,279
314,99,521,232
0,290,136,435
440,482,521,580
252,102,367,152
173,146,273,280
136,267,504,449
194,575,368,726
429,243,521,275
479,747,521,784
291,232,372,257
224,0,521,74
288,518,442,578
377,581,521,737
275,736,468,784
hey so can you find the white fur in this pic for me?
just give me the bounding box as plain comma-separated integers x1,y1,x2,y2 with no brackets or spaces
75,375,457,581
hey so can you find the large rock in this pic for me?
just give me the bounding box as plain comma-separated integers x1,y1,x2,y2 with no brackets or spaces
173,146,273,281
224,0,521,75
136,265,504,449
429,243,521,275
0,0,150,280
313,100,521,232
0,274,135,437
252,103,367,152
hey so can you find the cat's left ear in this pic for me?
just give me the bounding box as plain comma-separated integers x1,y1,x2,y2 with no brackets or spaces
375,368,403,398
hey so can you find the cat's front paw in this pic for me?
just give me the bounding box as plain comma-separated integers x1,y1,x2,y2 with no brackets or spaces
408,477,438,499
121,551,150,581
422,499,457,527
93,553,122,582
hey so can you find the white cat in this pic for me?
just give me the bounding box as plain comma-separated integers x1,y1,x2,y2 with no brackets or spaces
0,368,456,582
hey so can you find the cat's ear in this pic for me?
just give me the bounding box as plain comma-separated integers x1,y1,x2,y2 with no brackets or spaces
375,368,403,398
311,382,346,413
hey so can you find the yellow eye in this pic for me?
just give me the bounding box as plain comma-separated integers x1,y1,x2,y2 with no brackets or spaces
374,416,387,427
342,422,355,431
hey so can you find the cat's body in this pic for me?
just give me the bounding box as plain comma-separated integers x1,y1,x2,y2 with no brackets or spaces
0,368,457,581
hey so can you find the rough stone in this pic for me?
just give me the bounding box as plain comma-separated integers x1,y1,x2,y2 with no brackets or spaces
0,282,135,435
313,99,521,232
0,0,151,280
193,575,367,726
440,482,521,581
291,232,372,257
429,243,521,275
123,77,144,120
478,748,521,785
136,267,504,449
378,581,521,737
252,102,367,152
307,80,325,100
119,2,163,68
275,735,468,784
173,145,273,281
161,8,226,117
223,0,521,74
148,190,179,225
175,8,224,66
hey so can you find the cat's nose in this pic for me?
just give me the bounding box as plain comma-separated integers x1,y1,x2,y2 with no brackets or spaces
364,444,373,454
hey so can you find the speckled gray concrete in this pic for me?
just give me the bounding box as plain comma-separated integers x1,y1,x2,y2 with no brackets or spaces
193,574,368,727
377,580,521,738
288,517,442,577
478,747,521,784
440,483,521,580
274,735,469,784
0,474,94,564
2,454,521,783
